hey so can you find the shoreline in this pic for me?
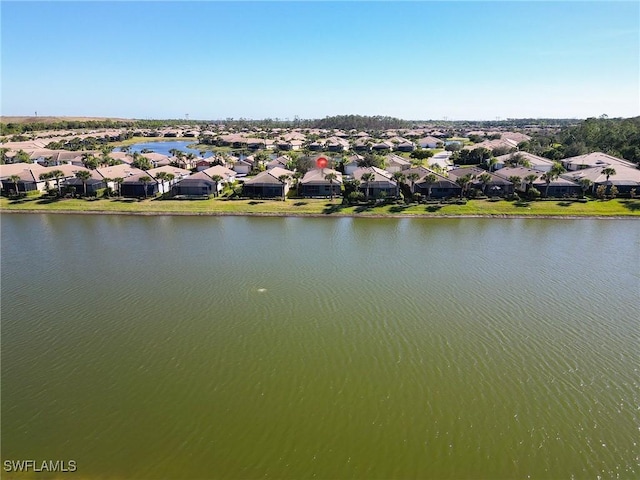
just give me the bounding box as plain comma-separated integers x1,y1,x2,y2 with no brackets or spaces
1,208,636,220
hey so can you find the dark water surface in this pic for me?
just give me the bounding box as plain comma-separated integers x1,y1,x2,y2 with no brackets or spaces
1,214,638,479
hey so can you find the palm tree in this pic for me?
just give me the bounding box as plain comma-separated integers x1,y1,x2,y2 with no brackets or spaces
210,175,224,197
602,167,616,184
132,154,152,171
155,172,169,194
165,173,175,195
361,172,375,201
487,157,498,172
278,174,291,201
478,172,492,195
50,169,64,196
39,172,53,192
406,172,420,195
113,177,124,197
508,175,522,192
424,173,437,199
15,149,31,163
75,170,92,197
102,177,112,197
579,178,593,197
9,174,21,196
455,174,473,198
0,147,9,164
99,151,112,168
392,171,405,198
541,162,566,197
524,174,538,192
324,172,338,200
139,176,152,199
81,152,99,170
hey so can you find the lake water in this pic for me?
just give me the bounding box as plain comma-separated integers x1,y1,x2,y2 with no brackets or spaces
1,214,639,479
127,140,335,162
128,140,213,158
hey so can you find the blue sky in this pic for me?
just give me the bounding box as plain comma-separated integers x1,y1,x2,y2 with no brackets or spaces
2,1,638,120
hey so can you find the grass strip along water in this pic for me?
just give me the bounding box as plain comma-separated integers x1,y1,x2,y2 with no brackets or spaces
2,196,639,218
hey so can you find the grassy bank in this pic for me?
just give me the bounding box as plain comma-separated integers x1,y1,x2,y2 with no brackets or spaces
2,196,639,217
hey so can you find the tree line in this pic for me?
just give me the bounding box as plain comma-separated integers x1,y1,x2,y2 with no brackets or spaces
520,116,640,164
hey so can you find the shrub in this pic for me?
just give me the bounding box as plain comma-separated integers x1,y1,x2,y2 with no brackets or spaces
527,187,541,199
347,191,364,204
596,185,607,199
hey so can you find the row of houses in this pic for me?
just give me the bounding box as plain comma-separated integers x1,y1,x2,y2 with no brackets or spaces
2,150,638,201
211,133,445,152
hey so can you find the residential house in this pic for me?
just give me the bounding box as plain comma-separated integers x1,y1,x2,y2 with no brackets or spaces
417,136,443,149
52,150,98,167
247,138,267,150
202,164,236,182
298,168,343,198
560,152,636,171
384,154,411,173
282,132,307,142
371,140,394,152
403,166,461,199
106,151,134,165
195,159,212,171
353,167,398,198
343,154,364,176
37,164,93,193
242,167,294,198
562,164,640,195
463,138,518,153
136,152,171,168
0,162,48,194
352,137,373,152
394,141,415,152
493,151,555,172
172,172,219,197
63,169,106,195
447,167,514,196
267,155,291,170
275,139,303,151
494,166,581,197
308,140,326,151
500,132,531,145
29,149,58,165
120,171,160,197
147,166,192,194
201,165,237,195
493,166,541,193
429,151,454,171
232,159,252,176
325,137,350,152
95,164,145,194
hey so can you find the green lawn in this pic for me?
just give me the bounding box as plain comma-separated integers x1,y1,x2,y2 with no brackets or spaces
2,196,639,217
